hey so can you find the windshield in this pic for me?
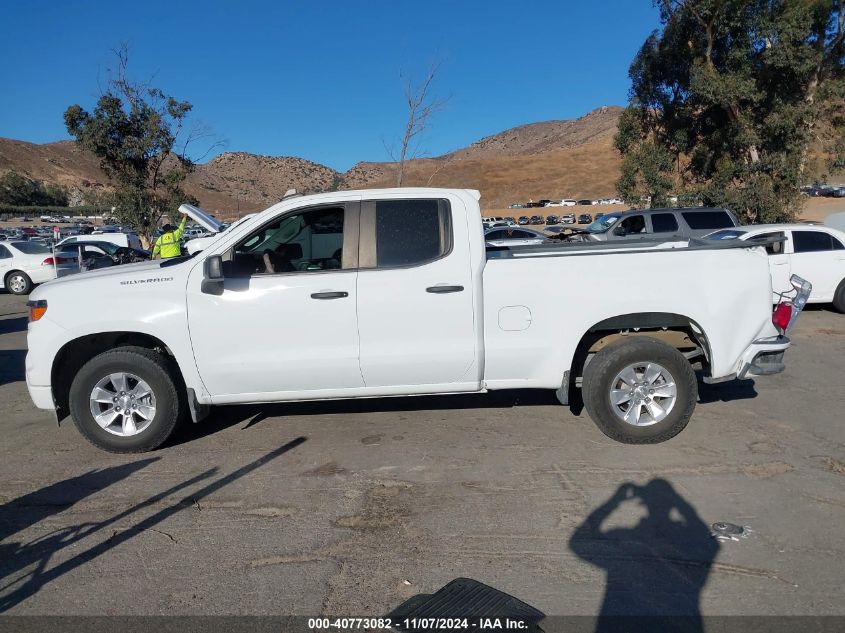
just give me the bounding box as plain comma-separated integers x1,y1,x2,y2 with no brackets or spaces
705,229,745,240
585,214,621,234
10,241,50,254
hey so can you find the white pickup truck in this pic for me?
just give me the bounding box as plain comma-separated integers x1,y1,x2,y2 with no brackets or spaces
24,188,810,453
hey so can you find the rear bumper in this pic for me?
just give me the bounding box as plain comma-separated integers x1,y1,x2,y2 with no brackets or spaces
737,335,791,379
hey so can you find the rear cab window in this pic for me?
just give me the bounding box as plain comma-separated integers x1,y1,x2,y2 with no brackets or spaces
360,199,452,268
681,210,736,230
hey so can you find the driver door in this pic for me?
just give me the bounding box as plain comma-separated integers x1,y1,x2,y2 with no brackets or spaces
186,200,364,400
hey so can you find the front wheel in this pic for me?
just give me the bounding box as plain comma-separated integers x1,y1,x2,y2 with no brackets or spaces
69,346,185,453
581,337,697,444
5,271,32,295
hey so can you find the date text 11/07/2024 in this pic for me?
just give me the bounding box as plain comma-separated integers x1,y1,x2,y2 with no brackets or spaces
307,617,532,630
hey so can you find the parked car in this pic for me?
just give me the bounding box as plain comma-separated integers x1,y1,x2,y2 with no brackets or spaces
509,204,524,209
546,214,560,225
705,222,845,311
0,240,70,294
484,227,548,247
583,207,740,242
561,214,576,224
529,215,544,225
57,231,143,250
544,200,563,207
562,199,577,206
577,199,594,206
55,240,150,275
24,188,806,453
578,214,593,224
518,216,530,225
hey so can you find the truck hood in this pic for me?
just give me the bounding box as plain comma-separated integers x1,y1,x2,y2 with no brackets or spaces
179,203,223,233
32,258,190,298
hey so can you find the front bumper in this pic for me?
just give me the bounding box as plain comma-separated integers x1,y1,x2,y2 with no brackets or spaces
26,375,55,410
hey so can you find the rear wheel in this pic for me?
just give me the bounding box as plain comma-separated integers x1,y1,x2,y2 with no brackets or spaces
582,337,697,444
69,346,185,453
833,279,845,314
5,271,32,295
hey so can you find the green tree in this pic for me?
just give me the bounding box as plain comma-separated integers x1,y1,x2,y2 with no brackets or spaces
64,46,206,244
0,170,68,206
617,0,845,222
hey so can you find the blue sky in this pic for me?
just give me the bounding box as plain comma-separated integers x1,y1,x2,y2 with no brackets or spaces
0,0,660,171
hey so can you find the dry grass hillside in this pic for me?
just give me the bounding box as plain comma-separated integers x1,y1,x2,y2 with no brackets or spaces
0,106,625,215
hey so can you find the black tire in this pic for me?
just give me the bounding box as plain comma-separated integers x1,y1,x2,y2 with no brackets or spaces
581,336,697,444
5,271,32,295
69,346,185,453
833,279,845,314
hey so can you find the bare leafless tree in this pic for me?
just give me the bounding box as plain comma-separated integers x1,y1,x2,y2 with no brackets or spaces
387,62,448,186
425,153,457,186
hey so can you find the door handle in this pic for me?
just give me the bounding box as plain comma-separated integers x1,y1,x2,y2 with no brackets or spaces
310,291,349,300
426,285,464,294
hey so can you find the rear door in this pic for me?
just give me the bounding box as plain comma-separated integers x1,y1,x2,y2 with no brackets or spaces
787,229,845,301
355,196,480,391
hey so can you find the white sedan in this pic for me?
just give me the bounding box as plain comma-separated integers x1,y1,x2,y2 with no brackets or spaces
484,227,548,247
705,222,845,312
0,240,63,295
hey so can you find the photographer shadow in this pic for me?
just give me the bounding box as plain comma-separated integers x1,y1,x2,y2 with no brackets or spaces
569,479,718,632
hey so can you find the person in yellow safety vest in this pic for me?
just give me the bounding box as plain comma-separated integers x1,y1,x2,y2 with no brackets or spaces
152,212,188,259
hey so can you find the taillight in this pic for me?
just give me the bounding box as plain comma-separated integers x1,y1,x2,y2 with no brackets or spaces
772,302,792,334
27,300,47,322
42,257,55,266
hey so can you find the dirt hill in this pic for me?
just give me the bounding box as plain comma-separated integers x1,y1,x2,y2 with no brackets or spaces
0,106,625,216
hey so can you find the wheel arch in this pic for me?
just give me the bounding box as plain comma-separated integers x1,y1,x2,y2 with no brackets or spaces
51,331,187,421
568,312,712,387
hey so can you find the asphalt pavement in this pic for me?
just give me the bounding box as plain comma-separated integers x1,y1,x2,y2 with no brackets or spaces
1,291,844,617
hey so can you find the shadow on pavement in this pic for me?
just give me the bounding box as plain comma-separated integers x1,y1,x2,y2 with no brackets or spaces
569,479,718,632
0,437,306,612
697,376,758,403
0,316,27,335
0,350,26,387
171,389,560,445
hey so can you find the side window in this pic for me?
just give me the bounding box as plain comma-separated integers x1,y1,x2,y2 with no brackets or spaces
650,213,679,233
617,215,646,235
749,231,785,255
792,230,832,253
485,230,505,240
228,206,346,276
367,199,452,268
832,235,845,250
682,211,735,230
0,245,10,259
84,245,108,256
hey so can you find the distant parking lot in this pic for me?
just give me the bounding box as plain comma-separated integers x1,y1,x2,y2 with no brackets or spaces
1,290,844,616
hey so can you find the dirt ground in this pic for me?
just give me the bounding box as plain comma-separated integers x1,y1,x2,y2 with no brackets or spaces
1,290,844,617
